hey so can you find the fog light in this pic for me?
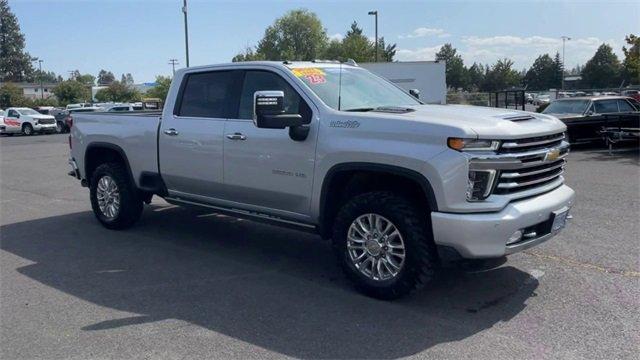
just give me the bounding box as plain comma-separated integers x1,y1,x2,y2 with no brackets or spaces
507,230,523,245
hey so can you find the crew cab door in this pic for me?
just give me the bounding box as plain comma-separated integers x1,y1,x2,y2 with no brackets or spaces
159,70,242,199
223,69,317,220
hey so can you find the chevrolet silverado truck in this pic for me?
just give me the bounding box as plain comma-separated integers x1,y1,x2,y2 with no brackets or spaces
68,61,575,299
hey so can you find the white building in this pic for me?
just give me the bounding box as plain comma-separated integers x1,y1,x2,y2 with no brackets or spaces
0,83,57,100
360,61,447,104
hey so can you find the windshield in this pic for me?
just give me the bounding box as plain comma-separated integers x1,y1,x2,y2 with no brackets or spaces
288,66,420,111
18,108,40,115
543,100,590,114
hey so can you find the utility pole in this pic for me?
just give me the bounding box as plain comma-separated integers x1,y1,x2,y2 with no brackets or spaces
182,0,190,67
561,36,571,90
168,59,179,76
368,10,378,62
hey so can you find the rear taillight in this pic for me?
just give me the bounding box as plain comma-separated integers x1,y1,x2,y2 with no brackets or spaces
66,115,73,128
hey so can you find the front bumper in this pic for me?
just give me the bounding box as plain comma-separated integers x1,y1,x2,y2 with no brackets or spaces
34,123,56,132
431,184,575,258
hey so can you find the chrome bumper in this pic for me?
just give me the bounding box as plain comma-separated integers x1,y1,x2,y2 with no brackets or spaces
431,184,575,258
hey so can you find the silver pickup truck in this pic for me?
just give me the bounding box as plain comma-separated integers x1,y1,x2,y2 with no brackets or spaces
68,61,575,299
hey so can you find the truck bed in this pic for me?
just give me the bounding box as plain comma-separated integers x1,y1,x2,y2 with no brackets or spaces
70,111,162,188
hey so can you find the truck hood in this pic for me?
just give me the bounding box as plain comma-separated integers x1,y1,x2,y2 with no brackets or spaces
380,104,566,139
30,114,55,120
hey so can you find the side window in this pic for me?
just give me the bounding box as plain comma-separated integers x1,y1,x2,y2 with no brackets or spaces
594,100,619,113
177,70,241,118
617,99,635,112
238,71,303,120
8,110,18,117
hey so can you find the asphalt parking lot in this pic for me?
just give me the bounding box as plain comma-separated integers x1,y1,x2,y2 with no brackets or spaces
1,134,638,359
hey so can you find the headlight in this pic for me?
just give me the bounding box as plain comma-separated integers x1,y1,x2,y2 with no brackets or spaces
466,170,497,201
448,138,500,151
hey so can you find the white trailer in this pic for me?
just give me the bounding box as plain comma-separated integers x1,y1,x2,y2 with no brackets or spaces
360,61,446,104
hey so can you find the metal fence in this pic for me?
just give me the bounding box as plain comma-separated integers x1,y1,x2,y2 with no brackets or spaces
447,90,526,111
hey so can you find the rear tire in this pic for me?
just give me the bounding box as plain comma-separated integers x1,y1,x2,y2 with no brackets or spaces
22,123,33,136
90,162,143,229
332,191,438,299
55,121,64,133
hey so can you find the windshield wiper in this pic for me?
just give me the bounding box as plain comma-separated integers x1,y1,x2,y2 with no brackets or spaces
343,107,375,112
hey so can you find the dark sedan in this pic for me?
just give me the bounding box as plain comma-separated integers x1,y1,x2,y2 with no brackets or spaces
542,96,639,143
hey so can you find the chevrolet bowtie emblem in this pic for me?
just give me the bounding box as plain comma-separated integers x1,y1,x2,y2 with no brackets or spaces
544,148,560,162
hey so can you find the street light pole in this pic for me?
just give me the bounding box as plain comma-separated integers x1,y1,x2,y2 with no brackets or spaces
561,36,571,90
182,0,190,67
368,10,378,62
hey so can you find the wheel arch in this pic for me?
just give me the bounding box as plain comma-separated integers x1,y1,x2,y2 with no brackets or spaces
317,162,438,238
84,142,135,188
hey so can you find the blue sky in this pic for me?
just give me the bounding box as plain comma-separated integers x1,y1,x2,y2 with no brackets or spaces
11,0,640,83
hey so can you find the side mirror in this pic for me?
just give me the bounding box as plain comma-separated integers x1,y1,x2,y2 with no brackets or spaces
409,89,420,99
586,110,594,116
253,90,303,129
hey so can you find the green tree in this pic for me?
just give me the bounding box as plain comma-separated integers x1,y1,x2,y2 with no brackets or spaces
0,0,34,82
467,63,485,91
145,75,172,102
581,44,622,88
339,21,374,62
435,44,467,90
377,37,397,62
94,81,140,102
483,58,521,91
552,52,563,88
524,54,557,90
622,34,640,85
69,70,96,86
97,69,116,85
31,70,60,83
120,73,134,85
52,80,90,105
0,82,25,107
254,9,328,61
231,46,264,62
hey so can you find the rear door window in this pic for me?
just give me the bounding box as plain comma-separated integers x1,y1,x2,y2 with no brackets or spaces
177,70,242,118
617,99,635,112
594,100,619,113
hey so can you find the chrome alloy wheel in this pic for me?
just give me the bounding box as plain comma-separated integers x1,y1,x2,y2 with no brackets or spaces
96,175,120,219
347,213,406,281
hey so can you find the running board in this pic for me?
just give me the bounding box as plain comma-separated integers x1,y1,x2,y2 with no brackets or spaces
164,197,318,234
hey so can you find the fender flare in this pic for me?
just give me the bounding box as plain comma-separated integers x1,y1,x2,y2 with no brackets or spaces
317,162,438,236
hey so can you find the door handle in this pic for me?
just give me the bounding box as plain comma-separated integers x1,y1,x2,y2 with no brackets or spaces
164,128,179,136
226,133,247,141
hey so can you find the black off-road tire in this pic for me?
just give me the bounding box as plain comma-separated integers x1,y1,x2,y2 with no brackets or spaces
90,162,143,230
332,191,439,300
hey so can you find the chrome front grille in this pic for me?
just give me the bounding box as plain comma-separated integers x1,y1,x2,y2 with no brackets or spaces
37,118,55,125
468,132,569,199
499,132,565,154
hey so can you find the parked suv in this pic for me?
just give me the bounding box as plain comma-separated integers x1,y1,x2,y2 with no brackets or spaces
1,107,57,135
68,61,575,299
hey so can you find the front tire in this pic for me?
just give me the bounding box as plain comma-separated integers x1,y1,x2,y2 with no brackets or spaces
332,191,438,299
90,162,143,229
22,123,33,136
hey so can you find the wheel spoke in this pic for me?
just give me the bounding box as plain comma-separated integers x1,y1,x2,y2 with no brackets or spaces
347,213,405,282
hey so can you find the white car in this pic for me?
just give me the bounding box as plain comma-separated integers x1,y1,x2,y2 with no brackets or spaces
1,107,57,136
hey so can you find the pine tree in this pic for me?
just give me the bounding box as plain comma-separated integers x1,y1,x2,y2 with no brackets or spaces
0,0,34,82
